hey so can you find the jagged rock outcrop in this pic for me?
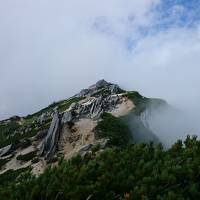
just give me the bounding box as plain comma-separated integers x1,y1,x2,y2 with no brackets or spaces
75,79,122,98
95,79,109,89
62,94,123,123
109,84,120,94
62,110,74,124
40,112,60,160
61,80,124,123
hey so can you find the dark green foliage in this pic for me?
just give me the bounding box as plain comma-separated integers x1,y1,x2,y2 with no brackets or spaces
96,112,133,146
0,167,30,186
125,91,149,115
91,144,101,153
0,121,20,136
0,122,21,148
16,151,37,161
18,139,32,149
0,129,32,149
1,136,200,199
31,157,39,164
0,121,50,149
0,158,10,170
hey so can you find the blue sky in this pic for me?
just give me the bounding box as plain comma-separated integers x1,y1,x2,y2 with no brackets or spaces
125,0,200,49
89,0,200,51
156,0,200,27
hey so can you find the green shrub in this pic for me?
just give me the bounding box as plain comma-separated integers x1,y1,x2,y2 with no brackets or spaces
96,112,133,146
0,122,21,148
0,167,30,186
0,158,10,170
31,157,39,164
16,151,37,162
1,136,200,199
18,139,32,149
91,144,101,153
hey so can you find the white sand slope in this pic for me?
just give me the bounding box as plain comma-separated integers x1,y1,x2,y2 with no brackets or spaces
110,97,135,117
60,118,97,159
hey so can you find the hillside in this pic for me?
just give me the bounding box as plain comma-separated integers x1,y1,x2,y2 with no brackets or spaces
0,80,164,176
1,80,192,199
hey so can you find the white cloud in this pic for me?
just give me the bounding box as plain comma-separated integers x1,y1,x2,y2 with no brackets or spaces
0,0,161,119
0,0,200,126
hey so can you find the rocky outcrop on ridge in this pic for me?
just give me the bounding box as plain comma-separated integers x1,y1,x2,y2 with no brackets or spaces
75,79,123,98
62,79,125,123
62,95,123,123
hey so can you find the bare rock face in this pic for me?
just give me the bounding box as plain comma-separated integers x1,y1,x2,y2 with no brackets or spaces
40,112,60,159
61,80,124,123
109,84,120,94
0,144,13,157
62,110,74,124
37,113,49,124
75,79,122,98
79,144,93,158
62,94,123,123
95,79,109,89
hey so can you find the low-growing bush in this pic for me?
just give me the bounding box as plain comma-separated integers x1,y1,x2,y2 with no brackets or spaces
95,112,133,146
0,158,10,170
1,136,200,199
0,167,30,186
31,157,39,164
16,151,37,162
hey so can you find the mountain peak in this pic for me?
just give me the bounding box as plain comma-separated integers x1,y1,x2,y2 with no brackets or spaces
94,79,108,88
76,79,123,98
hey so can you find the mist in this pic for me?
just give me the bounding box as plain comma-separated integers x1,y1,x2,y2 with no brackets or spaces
1,0,200,146
146,103,200,147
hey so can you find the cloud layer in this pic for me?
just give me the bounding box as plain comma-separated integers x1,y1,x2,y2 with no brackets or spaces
1,0,200,144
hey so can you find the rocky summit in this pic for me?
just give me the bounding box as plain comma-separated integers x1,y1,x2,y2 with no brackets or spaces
0,80,165,177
